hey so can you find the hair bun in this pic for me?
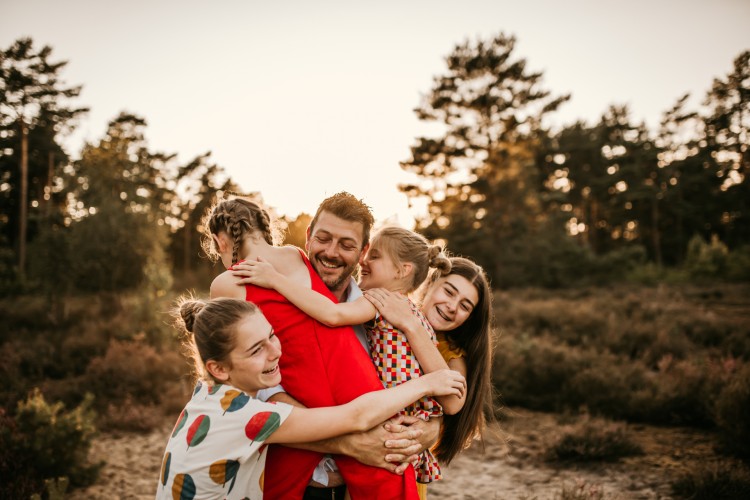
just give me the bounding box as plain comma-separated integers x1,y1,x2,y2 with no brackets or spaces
428,244,452,274
180,300,206,333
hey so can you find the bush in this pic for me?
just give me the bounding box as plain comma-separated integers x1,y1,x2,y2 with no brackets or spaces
493,334,589,411
555,480,608,500
0,389,101,498
546,415,642,462
714,363,750,457
626,357,715,426
98,395,166,432
672,460,750,500
725,245,750,282
684,234,728,281
84,338,187,411
562,360,649,419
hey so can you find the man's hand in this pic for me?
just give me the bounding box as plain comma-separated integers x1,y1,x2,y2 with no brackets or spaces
384,415,441,474
339,415,442,474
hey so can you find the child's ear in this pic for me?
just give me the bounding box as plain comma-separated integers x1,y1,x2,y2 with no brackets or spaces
206,359,230,382
212,233,226,253
399,262,414,279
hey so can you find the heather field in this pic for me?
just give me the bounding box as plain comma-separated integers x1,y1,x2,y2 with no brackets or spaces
5,283,749,499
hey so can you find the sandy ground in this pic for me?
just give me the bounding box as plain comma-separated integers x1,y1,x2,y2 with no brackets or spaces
70,407,727,500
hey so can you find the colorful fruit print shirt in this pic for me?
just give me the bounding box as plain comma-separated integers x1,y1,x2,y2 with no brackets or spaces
156,382,293,500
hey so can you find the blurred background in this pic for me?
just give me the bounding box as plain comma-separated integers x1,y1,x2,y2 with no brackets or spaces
1,1,749,498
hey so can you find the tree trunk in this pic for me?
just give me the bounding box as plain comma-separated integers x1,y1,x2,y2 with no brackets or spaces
46,150,54,216
651,198,662,267
183,216,191,275
19,120,28,282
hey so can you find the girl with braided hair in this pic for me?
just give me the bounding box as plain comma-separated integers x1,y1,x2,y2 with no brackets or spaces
239,226,454,491
203,198,422,500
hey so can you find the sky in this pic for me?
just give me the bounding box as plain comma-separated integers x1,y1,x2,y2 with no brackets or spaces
2,0,749,227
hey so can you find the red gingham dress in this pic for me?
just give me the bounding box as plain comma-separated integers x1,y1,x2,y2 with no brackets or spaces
366,296,443,483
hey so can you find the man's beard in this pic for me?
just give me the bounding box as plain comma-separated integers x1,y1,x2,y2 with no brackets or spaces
312,256,358,293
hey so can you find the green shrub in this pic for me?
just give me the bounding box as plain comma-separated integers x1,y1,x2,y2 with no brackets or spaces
0,389,101,498
684,234,728,281
672,460,750,499
725,245,750,283
546,416,642,463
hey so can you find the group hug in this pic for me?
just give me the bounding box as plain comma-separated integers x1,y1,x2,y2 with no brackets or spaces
156,192,496,500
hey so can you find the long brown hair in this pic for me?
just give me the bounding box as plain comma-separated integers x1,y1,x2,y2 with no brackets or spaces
425,257,496,465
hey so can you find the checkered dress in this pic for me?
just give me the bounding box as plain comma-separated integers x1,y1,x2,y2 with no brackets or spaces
366,297,443,483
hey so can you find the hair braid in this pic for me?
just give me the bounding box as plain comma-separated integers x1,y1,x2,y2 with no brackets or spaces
254,209,274,245
229,217,245,265
201,197,278,263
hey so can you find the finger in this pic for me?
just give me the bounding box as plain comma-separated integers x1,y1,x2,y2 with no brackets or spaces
388,414,407,425
231,272,252,279
385,438,420,449
397,414,421,425
385,453,413,463
393,456,419,474
384,423,405,433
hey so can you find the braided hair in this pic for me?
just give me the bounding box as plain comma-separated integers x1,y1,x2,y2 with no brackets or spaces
202,198,277,265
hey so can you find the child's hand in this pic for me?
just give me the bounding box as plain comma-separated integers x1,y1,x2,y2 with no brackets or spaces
421,369,466,399
364,288,415,330
230,257,280,289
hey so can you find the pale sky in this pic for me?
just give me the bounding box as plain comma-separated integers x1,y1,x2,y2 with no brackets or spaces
2,0,749,227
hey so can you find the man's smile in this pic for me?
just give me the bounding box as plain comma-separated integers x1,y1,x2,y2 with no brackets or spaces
316,256,344,269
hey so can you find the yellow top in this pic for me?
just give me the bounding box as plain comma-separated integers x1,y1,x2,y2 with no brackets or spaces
436,332,465,362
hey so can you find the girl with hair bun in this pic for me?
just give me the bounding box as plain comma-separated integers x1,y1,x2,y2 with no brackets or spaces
157,297,465,500
240,225,453,487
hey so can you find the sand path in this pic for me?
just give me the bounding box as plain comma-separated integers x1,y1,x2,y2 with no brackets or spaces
70,407,724,499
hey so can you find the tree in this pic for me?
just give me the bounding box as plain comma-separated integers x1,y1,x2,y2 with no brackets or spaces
66,113,174,297
655,94,722,264
703,51,750,247
400,33,569,281
0,37,87,280
282,212,312,249
168,152,239,288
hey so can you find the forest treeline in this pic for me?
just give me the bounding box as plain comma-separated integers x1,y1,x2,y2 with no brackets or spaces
1,34,749,296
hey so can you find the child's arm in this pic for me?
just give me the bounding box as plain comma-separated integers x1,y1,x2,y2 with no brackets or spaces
267,368,465,444
232,258,376,326
364,288,467,415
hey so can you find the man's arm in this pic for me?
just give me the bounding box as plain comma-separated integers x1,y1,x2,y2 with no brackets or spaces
269,393,441,473
330,415,442,474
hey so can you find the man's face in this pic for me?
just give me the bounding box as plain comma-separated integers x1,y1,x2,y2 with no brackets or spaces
306,211,367,296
